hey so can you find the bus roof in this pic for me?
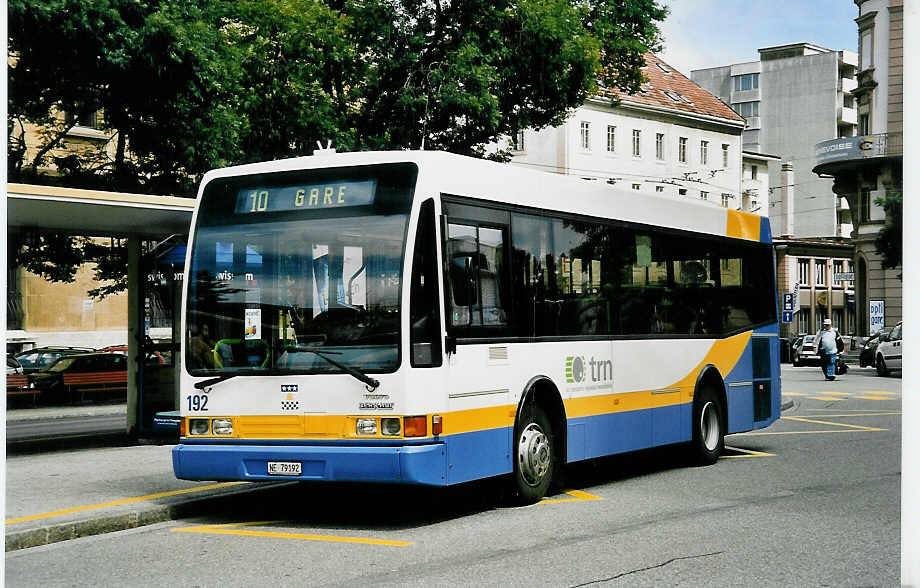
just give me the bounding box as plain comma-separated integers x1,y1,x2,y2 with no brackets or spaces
199,150,769,244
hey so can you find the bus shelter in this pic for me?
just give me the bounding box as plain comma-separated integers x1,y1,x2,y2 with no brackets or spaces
6,183,195,438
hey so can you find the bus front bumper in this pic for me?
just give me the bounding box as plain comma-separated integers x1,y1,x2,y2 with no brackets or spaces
172,441,447,486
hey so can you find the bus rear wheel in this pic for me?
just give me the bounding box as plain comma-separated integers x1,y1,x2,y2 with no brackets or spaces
690,387,724,465
512,405,555,504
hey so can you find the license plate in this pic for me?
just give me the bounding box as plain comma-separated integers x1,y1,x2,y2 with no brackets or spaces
267,461,302,476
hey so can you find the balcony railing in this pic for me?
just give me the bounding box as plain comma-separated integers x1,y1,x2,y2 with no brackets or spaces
838,77,857,94
837,106,857,125
814,133,903,168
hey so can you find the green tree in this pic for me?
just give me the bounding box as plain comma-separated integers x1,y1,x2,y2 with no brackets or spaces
874,190,902,272
8,0,667,296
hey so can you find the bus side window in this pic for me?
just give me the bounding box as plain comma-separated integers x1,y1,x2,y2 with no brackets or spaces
410,200,442,367
446,222,508,329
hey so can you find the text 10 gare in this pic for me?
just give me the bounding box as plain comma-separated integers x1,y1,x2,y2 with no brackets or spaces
234,179,376,214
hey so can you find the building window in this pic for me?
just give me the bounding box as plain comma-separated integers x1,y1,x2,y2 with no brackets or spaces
607,125,616,152
833,308,843,330
632,183,641,190
632,129,641,157
721,193,731,208
798,259,810,285
678,137,687,163
815,260,827,286
655,186,664,193
656,133,664,160
732,73,759,91
797,311,809,335
580,121,591,150
700,191,708,201
833,260,844,286
66,110,102,130
700,140,708,165
860,30,873,70
512,129,525,151
751,164,758,180
860,188,872,222
722,144,730,168
859,114,870,135
678,188,687,196
735,101,759,118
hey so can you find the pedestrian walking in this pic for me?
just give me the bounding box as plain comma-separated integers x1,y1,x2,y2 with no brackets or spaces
818,318,840,380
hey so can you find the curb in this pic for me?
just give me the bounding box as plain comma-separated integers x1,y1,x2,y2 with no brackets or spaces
4,481,296,552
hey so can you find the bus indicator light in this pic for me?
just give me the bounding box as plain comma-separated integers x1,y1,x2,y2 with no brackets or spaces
381,418,401,436
404,416,427,437
432,415,443,436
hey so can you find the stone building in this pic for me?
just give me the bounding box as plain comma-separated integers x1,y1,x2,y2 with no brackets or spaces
812,0,902,334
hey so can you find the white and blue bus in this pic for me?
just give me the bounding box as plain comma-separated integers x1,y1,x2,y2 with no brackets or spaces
173,150,780,502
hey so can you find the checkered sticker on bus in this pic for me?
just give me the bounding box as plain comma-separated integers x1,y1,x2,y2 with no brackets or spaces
281,400,299,411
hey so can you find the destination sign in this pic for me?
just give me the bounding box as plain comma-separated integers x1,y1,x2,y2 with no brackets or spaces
235,179,376,214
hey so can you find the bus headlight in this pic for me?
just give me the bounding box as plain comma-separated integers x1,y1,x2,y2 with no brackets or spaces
189,418,210,435
356,418,377,435
380,418,401,436
212,418,233,436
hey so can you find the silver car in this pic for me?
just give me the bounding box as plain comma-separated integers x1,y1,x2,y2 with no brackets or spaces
792,334,820,366
875,322,902,376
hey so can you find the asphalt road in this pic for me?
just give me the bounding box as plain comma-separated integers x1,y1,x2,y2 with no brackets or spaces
5,365,901,587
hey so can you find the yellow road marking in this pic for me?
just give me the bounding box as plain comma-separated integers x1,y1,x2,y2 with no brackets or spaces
171,524,413,546
854,395,891,400
540,489,602,504
738,429,887,436
783,416,886,431
799,411,901,418
5,482,248,525
722,446,775,458
811,396,845,401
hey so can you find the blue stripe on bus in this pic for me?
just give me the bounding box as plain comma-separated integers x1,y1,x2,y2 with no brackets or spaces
760,216,773,244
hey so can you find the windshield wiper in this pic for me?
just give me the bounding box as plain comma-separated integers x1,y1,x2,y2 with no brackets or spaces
194,374,237,390
290,345,380,391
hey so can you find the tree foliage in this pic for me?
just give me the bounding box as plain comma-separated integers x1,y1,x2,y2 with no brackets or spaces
874,190,902,272
8,0,667,295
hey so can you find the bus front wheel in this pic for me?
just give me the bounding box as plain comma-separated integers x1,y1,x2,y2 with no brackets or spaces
512,405,555,504
690,387,724,465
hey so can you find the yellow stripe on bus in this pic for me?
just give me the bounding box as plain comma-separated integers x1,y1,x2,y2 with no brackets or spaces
725,209,761,241
186,331,754,441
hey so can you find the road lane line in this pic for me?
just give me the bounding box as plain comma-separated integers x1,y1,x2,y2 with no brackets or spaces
782,416,886,431
540,489,602,504
171,525,413,546
799,411,901,417
810,396,845,401
722,446,775,458
854,395,891,400
5,482,248,525
736,429,887,436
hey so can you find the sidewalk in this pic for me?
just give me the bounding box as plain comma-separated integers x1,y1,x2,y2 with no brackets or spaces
4,439,291,551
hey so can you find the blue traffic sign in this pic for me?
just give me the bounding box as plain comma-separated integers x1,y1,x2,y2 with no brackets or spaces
782,310,794,323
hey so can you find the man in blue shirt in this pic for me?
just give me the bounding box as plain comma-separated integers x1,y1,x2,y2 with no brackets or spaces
819,318,839,381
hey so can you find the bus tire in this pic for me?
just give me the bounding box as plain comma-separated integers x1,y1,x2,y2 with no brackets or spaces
690,386,724,465
512,405,555,504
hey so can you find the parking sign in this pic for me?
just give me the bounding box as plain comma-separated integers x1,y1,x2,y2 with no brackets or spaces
782,293,794,311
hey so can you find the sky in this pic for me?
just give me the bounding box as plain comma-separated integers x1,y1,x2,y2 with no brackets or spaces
658,0,860,76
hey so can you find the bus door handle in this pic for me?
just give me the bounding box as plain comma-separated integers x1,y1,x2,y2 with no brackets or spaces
445,334,457,355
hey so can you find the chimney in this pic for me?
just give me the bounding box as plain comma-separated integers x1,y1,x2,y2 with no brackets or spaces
780,162,794,237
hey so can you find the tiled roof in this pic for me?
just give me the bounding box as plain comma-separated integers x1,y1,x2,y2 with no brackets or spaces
601,53,745,124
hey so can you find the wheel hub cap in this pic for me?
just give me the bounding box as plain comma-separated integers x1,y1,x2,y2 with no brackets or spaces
701,401,720,451
518,423,551,487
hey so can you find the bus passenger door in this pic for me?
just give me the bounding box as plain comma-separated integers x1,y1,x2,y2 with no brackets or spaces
440,198,514,484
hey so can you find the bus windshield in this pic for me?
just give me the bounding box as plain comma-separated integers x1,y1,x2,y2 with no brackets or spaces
185,163,417,376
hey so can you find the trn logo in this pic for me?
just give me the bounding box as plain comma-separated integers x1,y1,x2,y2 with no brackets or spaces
565,355,613,384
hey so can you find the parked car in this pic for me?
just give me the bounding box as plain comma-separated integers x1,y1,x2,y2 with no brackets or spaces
7,355,23,375
98,344,168,365
875,322,902,376
14,346,94,374
792,334,820,366
859,329,889,367
27,352,128,403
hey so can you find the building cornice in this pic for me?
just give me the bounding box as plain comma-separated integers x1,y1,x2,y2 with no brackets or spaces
586,96,746,134
855,10,878,29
